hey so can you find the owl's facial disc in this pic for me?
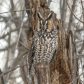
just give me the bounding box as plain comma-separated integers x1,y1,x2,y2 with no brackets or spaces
37,12,52,32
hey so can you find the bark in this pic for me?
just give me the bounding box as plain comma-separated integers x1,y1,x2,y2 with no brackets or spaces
34,62,51,84
68,30,78,84
0,69,4,84
50,17,71,84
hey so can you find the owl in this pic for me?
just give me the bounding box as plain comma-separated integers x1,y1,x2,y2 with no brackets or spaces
29,12,58,73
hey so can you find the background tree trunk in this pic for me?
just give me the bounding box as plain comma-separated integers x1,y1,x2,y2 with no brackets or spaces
0,69,4,84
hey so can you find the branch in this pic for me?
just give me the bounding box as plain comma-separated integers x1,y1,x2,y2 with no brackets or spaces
0,9,30,15
0,64,28,78
12,50,28,68
66,0,84,23
0,26,28,39
19,41,29,51
77,54,84,59
69,71,84,84
68,0,76,30
0,29,19,39
61,0,67,21
6,4,25,82
78,40,84,54
0,43,16,51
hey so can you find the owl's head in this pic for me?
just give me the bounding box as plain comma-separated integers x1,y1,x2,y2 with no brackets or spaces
37,12,52,32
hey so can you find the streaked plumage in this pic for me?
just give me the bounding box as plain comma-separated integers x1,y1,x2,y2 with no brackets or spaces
29,12,58,73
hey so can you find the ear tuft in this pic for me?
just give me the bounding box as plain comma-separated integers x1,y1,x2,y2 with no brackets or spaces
46,13,52,20
37,12,43,20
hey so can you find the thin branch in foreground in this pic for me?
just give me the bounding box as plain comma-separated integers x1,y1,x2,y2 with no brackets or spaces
69,71,84,84
66,0,84,23
19,41,29,51
0,64,28,78
68,0,76,31
6,5,26,83
0,43,16,51
0,9,30,15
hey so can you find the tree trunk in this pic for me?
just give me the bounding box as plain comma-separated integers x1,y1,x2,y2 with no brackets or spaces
34,62,51,84
0,69,4,84
24,0,75,84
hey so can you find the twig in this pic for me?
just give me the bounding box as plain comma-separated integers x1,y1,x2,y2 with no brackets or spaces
6,4,25,83
68,0,76,31
69,71,84,84
0,27,28,39
66,0,84,23
0,64,28,77
0,43,16,51
19,41,29,51
0,9,30,15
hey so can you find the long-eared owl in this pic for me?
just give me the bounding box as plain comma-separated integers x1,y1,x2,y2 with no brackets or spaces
29,12,58,71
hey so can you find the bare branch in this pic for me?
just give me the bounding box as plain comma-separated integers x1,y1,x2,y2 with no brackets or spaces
0,29,19,39
69,71,84,84
0,64,28,78
19,41,29,51
66,0,84,23
0,9,30,15
68,0,76,31
0,43,16,51
6,4,25,83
